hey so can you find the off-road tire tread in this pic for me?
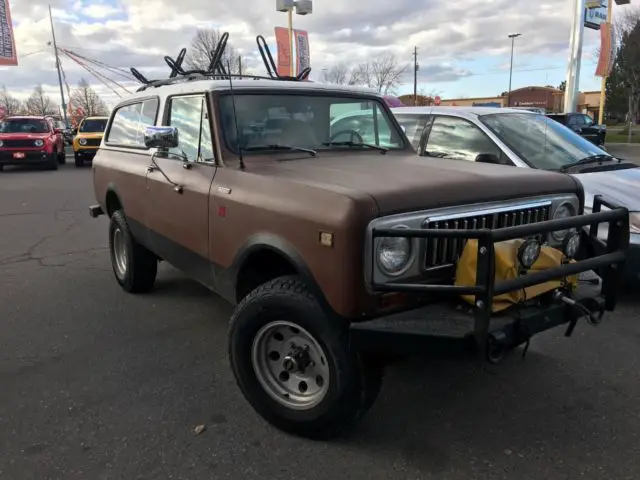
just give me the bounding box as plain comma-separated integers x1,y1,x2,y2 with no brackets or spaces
109,209,157,293
229,275,382,440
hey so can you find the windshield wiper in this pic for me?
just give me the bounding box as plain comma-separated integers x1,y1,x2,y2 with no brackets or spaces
558,154,620,172
243,144,317,156
323,141,388,153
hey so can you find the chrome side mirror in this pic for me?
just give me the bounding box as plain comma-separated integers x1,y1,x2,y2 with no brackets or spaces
144,126,179,149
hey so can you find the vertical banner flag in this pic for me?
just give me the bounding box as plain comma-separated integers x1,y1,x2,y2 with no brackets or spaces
294,29,310,77
274,27,292,77
0,0,17,66
595,22,615,77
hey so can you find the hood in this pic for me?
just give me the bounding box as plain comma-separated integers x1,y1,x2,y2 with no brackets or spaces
0,132,49,140
575,166,640,212
249,152,579,215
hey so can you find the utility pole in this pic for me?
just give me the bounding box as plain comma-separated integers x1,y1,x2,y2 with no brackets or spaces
413,46,418,106
507,33,521,107
238,55,242,76
564,0,586,113
48,4,68,127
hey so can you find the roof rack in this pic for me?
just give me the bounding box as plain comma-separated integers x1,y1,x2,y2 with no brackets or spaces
130,31,312,92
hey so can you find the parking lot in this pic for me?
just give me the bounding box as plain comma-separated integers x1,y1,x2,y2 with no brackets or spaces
1,150,640,479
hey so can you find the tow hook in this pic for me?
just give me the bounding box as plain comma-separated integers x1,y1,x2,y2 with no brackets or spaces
486,331,509,364
553,290,605,337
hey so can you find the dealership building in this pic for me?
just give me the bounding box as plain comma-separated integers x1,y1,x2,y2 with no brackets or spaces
400,86,602,118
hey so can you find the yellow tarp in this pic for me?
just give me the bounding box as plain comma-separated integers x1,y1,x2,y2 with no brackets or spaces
455,238,577,313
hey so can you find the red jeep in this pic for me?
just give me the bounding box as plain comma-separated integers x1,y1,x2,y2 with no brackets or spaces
0,115,66,171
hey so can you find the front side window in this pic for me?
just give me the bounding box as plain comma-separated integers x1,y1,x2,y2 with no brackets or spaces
423,116,502,162
106,98,159,147
219,94,405,154
0,118,49,134
479,112,609,170
166,95,214,162
79,118,108,133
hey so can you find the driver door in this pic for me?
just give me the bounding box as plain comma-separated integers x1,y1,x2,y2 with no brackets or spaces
145,93,218,286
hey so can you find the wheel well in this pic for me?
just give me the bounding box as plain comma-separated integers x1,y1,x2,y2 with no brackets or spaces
105,190,122,217
235,249,298,302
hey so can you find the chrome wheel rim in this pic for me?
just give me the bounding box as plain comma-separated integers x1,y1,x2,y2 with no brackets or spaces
251,320,330,410
112,227,128,278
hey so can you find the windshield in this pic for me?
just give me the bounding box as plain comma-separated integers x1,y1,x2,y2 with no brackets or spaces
79,119,108,133
219,94,405,154
0,118,50,134
479,112,609,170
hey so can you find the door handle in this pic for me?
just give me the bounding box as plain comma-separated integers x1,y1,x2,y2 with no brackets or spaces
146,165,156,173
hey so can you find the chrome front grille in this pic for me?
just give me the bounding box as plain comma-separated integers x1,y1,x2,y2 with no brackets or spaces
423,205,550,269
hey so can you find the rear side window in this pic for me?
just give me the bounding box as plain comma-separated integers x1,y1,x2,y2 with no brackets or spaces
106,98,159,147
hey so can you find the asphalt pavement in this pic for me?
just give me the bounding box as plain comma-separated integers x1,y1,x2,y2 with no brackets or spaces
1,156,640,480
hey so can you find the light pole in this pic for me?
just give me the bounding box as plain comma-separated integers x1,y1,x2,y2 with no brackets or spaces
276,0,313,77
507,33,521,107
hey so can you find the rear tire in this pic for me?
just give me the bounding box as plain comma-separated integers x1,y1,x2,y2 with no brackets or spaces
229,275,383,440
109,209,157,293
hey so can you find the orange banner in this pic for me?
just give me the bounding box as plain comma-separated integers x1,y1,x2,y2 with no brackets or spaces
274,27,292,77
595,22,615,77
0,0,17,66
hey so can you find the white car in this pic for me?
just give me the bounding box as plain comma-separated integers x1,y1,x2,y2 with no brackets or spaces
390,106,640,283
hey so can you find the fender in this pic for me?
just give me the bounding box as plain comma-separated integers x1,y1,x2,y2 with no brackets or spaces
230,233,336,317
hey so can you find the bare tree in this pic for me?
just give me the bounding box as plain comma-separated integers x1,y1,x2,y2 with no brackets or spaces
184,28,247,75
320,63,353,85
0,85,22,116
69,78,109,117
25,85,58,116
370,53,408,95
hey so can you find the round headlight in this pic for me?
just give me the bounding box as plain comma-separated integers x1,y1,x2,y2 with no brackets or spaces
376,226,412,275
563,232,581,259
550,203,575,243
79,138,87,145
34,139,44,147
517,238,541,269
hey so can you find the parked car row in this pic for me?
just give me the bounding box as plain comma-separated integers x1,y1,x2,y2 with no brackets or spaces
0,114,109,171
86,65,631,441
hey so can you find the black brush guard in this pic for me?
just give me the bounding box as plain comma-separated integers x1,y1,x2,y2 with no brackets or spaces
352,196,630,361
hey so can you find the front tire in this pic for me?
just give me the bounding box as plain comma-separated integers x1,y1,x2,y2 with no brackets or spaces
109,209,158,293
74,153,84,167
58,148,66,165
229,275,382,440
45,153,58,170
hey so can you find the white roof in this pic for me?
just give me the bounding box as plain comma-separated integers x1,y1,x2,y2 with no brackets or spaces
118,77,382,104
391,106,536,119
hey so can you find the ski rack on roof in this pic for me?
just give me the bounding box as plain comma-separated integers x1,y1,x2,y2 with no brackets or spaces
130,31,312,92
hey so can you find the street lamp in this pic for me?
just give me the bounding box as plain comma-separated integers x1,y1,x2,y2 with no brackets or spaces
276,0,313,77
507,33,521,107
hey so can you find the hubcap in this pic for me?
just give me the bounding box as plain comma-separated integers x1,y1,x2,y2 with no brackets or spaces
252,320,330,410
112,227,128,277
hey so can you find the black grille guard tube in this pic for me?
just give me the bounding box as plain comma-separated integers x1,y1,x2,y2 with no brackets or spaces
370,195,630,355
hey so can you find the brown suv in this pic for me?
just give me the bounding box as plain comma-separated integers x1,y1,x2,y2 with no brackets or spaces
89,36,629,440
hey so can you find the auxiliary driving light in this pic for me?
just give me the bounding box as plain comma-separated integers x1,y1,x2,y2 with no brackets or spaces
562,232,581,259
517,238,541,270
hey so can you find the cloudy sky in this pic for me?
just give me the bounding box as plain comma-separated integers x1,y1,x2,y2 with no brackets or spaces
1,0,616,109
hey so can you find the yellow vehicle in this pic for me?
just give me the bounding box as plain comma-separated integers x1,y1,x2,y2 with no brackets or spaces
73,116,108,167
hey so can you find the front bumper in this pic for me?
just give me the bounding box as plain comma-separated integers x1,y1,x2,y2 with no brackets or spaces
353,195,629,360
74,148,98,160
0,149,52,165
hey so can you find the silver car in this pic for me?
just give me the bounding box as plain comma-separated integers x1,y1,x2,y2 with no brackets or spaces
391,106,640,284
